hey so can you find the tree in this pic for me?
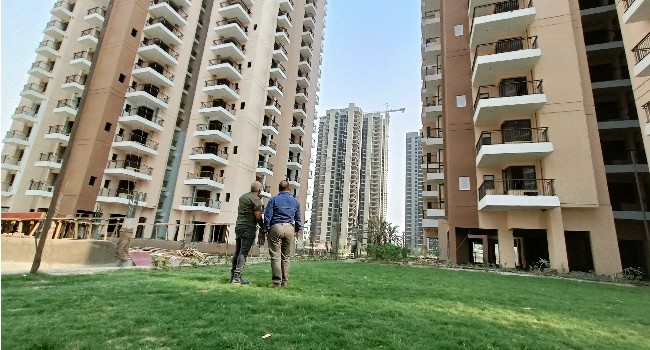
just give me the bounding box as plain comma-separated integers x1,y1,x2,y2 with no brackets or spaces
366,216,400,246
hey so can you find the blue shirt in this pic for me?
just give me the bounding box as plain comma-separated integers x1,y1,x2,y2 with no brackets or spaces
263,191,302,232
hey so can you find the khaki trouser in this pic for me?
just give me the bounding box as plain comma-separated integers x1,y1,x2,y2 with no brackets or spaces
268,223,294,284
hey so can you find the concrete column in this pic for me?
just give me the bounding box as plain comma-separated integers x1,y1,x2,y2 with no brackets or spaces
497,227,516,270
589,208,623,275
546,208,569,272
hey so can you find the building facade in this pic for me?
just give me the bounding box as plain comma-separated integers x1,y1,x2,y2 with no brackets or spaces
404,131,423,251
421,0,650,275
1,0,327,244
310,103,389,252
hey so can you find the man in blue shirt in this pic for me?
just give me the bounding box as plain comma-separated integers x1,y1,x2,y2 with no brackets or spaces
263,180,302,287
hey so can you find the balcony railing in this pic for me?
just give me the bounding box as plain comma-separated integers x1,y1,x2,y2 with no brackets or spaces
271,60,286,71
127,84,170,102
45,20,68,31
152,0,189,19
221,0,251,14
73,50,94,61
292,120,305,128
209,58,242,73
38,40,61,51
260,140,277,150
267,99,282,109
288,156,302,163
121,108,165,126
289,139,304,147
632,32,650,64
133,61,175,80
140,38,180,59
87,6,106,16
23,83,46,94
201,100,235,112
196,123,232,136
47,125,72,135
623,0,638,11
474,79,543,109
191,146,229,159
472,36,538,72
114,133,159,150
15,106,38,117
269,79,283,92
478,178,555,200
424,37,441,48
278,10,292,23
424,95,442,107
471,0,534,34
475,127,549,154
258,161,274,171
421,128,443,139
31,61,54,72
181,197,221,209
264,120,280,128
2,155,21,165
273,43,288,55
217,17,247,32
187,171,225,183
147,17,184,39
38,153,62,163
29,180,54,192
65,74,87,85
1,183,13,192
53,0,74,11
98,187,147,201
213,37,245,52
424,64,441,76
106,160,153,175
80,27,101,38
5,130,30,140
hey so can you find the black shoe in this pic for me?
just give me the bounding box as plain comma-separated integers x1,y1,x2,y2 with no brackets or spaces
239,277,251,285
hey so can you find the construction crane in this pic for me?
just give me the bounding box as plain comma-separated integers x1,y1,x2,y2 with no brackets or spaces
365,104,406,118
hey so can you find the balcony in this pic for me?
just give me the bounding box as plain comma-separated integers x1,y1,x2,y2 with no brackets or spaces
470,0,536,47
11,106,38,124
28,61,54,80
150,0,188,27
275,27,290,45
220,0,252,25
425,203,445,219
179,197,221,214
126,84,170,109
298,58,312,73
171,0,192,7
119,108,165,132
632,33,650,77
184,172,225,191
113,133,159,156
105,160,154,181
53,99,79,117
62,74,87,94
4,131,31,146
266,99,282,117
199,100,236,122
26,180,54,198
478,178,560,211
215,18,248,43
473,80,546,126
268,79,284,98
421,128,443,150
287,157,302,170
291,121,305,135
475,127,552,168
211,38,246,62
422,161,444,184
422,11,441,36
289,139,304,152
257,161,274,177
597,107,639,131
203,79,240,101
277,10,292,29
305,0,316,15
280,0,294,12
97,188,148,207
144,17,183,46
36,40,61,59
423,64,442,88
471,36,541,86
34,153,62,170
259,140,277,156
44,20,68,39
296,73,310,88
288,176,301,188
273,44,289,62
302,27,315,43
1,155,22,172
270,61,287,80
132,61,175,87
1,183,14,197
51,0,74,19
189,147,229,166
300,42,313,58
422,189,439,198
84,6,106,27
423,37,441,55
78,27,101,48
70,50,94,69
139,38,179,66
44,125,71,144
293,104,307,119
303,14,316,29
262,120,280,136
624,0,650,23
207,58,242,81
422,219,439,228
20,83,46,102
194,123,233,143
421,96,442,122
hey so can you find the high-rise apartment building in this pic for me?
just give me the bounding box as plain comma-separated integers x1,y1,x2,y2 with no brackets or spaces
1,0,327,244
310,103,389,252
404,132,423,250
421,0,650,275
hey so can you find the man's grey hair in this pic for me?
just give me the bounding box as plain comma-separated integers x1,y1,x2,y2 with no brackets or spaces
251,181,263,192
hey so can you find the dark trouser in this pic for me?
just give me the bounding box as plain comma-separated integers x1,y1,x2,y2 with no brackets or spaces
231,227,256,278
268,223,294,284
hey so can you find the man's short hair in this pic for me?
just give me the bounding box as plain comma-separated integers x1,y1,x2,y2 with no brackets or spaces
279,180,290,192
251,181,263,192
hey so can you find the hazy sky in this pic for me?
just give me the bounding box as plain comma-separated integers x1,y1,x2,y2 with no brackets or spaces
1,0,423,230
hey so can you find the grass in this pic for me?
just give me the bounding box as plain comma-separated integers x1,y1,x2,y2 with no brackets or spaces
2,261,650,350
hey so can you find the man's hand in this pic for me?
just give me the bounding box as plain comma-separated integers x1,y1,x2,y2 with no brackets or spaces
258,230,267,245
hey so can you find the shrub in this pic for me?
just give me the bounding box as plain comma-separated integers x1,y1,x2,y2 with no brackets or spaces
366,244,410,262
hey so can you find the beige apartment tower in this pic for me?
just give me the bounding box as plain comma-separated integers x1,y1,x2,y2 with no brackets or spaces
422,0,650,275
1,0,327,244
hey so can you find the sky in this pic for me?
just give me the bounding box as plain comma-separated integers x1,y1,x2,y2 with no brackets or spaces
1,0,423,230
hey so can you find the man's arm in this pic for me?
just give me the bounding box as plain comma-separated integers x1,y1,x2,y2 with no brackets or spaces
294,200,302,233
263,198,274,232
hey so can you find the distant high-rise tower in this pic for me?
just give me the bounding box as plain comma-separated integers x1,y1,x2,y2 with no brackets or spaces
404,132,423,250
1,0,327,244
310,103,389,252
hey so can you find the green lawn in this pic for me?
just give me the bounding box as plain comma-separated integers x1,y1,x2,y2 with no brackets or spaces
2,261,649,350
